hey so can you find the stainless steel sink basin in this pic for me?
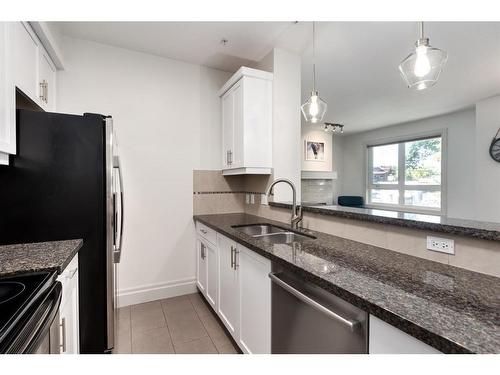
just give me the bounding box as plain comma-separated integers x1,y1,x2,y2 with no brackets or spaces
232,224,285,236
232,224,315,244
254,231,314,244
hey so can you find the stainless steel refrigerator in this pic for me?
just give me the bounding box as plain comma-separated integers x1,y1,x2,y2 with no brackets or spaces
0,103,124,353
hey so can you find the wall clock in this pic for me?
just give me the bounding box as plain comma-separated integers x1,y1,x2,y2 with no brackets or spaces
490,128,500,163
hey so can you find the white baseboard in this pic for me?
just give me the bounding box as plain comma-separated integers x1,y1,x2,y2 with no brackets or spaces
117,277,197,307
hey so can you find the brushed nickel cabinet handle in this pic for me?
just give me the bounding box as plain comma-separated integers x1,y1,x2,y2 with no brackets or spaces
60,317,67,353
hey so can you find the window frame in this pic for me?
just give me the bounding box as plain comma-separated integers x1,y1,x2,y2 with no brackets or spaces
365,130,447,215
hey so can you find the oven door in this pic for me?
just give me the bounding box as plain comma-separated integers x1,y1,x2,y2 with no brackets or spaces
4,281,62,354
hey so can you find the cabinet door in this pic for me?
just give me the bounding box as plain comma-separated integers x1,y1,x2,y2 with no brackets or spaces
239,247,271,354
38,49,56,111
196,238,207,295
205,241,218,310
59,269,80,354
369,315,440,354
221,89,233,169
231,82,244,168
10,22,38,102
217,234,240,338
0,23,15,157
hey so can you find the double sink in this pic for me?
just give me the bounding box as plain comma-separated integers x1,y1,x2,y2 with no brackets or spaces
232,224,316,244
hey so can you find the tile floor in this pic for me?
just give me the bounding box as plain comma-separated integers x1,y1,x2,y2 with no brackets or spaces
113,292,240,354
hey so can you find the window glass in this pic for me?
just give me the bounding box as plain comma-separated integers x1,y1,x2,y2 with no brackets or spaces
369,189,399,205
405,138,442,185
367,135,442,212
372,144,398,184
404,190,441,208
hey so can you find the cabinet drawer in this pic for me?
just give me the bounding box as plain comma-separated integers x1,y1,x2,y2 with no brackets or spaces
196,221,216,245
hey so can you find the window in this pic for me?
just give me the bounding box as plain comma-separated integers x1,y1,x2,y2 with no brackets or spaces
367,135,443,213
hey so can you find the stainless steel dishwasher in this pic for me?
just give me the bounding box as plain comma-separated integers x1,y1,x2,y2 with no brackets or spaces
270,266,368,353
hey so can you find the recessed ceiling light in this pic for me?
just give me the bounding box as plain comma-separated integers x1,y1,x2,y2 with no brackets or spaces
220,38,229,46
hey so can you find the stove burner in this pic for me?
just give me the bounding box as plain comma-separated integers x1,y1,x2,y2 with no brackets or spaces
0,282,26,305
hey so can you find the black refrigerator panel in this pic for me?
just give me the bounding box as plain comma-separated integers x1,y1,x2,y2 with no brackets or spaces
0,109,108,353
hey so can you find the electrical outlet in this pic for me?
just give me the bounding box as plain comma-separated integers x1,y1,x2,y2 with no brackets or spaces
426,236,455,255
250,194,255,204
245,194,250,204
260,194,268,205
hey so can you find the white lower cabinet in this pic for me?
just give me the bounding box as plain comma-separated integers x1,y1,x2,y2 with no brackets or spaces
205,242,218,309
57,254,80,354
369,315,441,354
196,225,272,354
196,236,218,310
217,234,240,338
196,238,208,294
238,246,271,354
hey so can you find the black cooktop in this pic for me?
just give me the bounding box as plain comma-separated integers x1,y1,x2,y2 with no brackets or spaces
0,271,55,345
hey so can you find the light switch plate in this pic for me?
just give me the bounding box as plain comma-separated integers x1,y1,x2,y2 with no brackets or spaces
260,194,268,205
427,236,455,255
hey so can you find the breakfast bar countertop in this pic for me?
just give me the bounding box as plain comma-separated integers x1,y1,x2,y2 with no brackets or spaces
194,213,500,354
0,239,83,278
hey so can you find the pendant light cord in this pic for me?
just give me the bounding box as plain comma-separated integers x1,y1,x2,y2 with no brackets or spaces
419,21,424,39
312,21,316,92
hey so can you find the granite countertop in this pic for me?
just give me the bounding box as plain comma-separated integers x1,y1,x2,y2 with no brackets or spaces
0,239,83,278
269,201,500,242
194,213,500,354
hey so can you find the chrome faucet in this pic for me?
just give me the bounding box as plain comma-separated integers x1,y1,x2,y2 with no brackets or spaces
266,178,303,229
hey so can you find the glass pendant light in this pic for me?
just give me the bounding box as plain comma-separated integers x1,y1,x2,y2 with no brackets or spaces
301,22,327,123
399,22,448,90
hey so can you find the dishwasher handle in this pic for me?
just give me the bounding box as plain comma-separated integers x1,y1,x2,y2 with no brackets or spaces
269,272,359,332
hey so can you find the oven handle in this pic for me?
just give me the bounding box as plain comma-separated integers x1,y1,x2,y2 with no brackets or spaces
18,281,62,354
268,272,358,331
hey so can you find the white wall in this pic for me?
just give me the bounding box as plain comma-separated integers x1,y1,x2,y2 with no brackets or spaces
475,95,500,222
339,108,476,219
257,48,301,202
56,37,230,306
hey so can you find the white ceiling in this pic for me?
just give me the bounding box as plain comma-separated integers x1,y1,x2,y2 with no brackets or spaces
52,21,309,72
301,22,500,132
53,21,500,133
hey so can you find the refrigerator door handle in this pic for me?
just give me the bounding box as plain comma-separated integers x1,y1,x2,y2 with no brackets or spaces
113,156,124,263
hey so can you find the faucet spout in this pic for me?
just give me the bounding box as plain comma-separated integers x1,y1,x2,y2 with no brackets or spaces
266,178,302,229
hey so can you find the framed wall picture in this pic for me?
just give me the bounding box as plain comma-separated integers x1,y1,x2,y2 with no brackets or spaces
305,140,325,161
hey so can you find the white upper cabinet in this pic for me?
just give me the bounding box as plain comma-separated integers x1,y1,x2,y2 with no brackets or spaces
219,67,273,175
38,48,57,111
0,22,58,164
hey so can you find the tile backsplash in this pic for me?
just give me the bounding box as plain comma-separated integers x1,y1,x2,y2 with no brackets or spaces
301,179,334,205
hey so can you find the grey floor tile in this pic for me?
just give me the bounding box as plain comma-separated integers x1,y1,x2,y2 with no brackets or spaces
131,300,162,312
131,327,174,354
131,305,167,334
199,312,226,339
213,336,239,354
161,295,193,315
189,294,212,318
174,337,218,354
113,319,132,354
199,312,239,353
117,306,131,322
167,309,209,344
